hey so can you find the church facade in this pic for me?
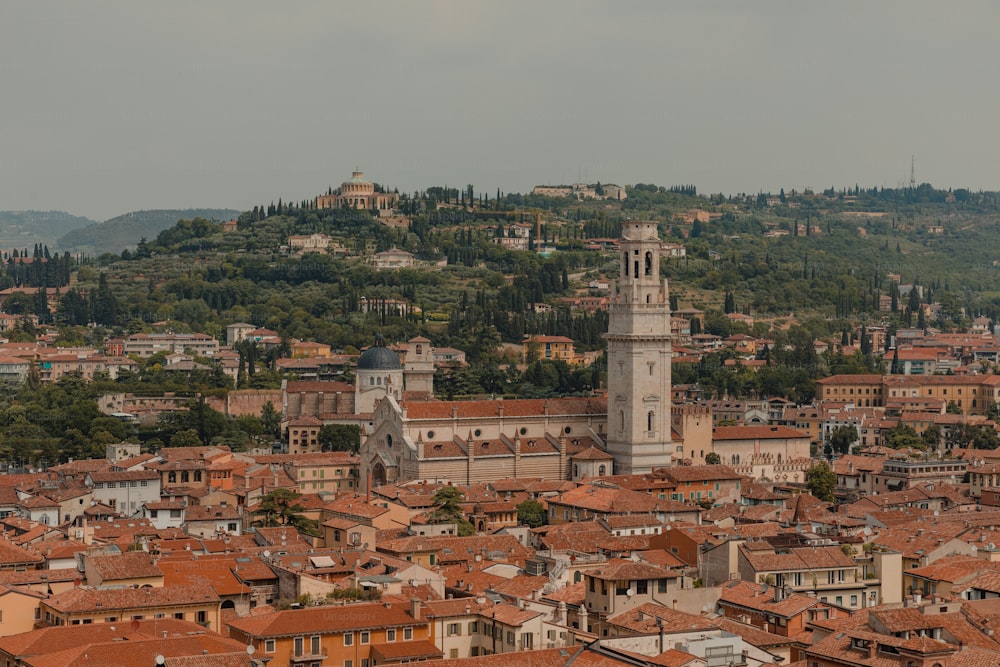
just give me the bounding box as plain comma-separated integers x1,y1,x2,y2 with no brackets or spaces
357,221,810,491
315,169,399,215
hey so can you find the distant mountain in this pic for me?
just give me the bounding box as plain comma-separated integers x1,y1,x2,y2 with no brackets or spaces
0,211,99,250
56,209,241,254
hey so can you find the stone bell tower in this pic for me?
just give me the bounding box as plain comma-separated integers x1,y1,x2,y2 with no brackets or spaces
604,220,673,474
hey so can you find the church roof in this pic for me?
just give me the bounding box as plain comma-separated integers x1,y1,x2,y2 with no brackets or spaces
357,335,401,371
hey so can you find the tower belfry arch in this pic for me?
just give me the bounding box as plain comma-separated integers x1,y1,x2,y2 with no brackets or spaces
604,221,673,474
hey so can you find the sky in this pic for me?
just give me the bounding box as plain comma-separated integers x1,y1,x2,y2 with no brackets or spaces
1,1,997,221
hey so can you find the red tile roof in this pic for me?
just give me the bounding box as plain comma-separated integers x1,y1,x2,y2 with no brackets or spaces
227,601,420,637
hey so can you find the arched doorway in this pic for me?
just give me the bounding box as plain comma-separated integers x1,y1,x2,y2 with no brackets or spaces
372,462,387,488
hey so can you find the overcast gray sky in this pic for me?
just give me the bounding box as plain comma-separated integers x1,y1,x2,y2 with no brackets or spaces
1,1,997,220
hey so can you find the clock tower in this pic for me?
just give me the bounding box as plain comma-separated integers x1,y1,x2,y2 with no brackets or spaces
604,220,673,474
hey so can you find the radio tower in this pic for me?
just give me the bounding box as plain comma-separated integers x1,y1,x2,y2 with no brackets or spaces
909,155,916,190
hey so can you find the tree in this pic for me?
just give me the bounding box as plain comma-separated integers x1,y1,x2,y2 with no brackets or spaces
884,425,924,451
704,452,722,465
428,486,474,536
261,401,281,438
516,499,546,528
319,424,361,452
253,488,319,535
806,461,836,503
169,429,202,447
828,425,858,456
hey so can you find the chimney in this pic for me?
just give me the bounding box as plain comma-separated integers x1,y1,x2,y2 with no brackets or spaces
868,643,876,660
411,598,422,621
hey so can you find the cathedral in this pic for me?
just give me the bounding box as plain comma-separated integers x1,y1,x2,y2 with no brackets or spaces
358,220,711,490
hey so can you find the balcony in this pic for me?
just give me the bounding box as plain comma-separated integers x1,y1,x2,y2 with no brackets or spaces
290,649,328,663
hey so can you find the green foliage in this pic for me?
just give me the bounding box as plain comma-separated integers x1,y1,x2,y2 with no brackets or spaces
319,424,361,452
704,452,722,465
253,488,319,535
429,486,475,535
827,425,859,456
806,461,837,503
516,499,546,528
883,425,924,451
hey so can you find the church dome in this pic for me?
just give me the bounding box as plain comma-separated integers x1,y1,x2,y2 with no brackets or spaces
357,334,402,370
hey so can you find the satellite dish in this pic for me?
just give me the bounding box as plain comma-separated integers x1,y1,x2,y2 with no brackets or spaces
784,585,793,597
934,510,940,517
665,524,671,532
990,543,996,550
156,656,165,666
863,527,872,537
972,545,979,553
247,646,255,656
625,588,635,597
262,550,271,558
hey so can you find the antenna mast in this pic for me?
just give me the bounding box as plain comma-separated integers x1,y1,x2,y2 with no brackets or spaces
910,155,916,189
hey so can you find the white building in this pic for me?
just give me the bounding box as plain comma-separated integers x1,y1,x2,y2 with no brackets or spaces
85,470,161,517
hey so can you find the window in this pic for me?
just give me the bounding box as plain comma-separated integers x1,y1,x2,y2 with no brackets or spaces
174,613,185,620
345,662,353,667
265,639,275,653
196,610,207,624
635,580,648,595
658,579,668,594
344,632,354,646
469,622,478,634
360,631,370,644
227,523,237,532
294,637,304,657
506,631,515,645
403,627,413,640
140,480,148,487
312,636,321,654
447,623,461,636
386,629,396,642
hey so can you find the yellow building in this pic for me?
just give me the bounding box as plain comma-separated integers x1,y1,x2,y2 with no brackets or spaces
522,335,576,364
815,374,885,407
227,600,438,666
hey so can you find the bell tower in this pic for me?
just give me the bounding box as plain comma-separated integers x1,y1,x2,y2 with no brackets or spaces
604,220,673,474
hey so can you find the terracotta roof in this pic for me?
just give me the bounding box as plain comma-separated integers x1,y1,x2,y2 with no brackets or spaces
371,639,444,661
160,555,253,597
419,647,588,667
713,425,810,440
44,584,219,613
227,601,420,637
606,602,715,634
0,619,235,664
739,543,856,573
719,579,820,617
586,558,679,582
184,504,241,521
656,464,742,482
86,551,163,581
402,397,606,420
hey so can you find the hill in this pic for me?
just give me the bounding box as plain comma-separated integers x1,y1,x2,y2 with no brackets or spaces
0,211,98,250
56,208,240,254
